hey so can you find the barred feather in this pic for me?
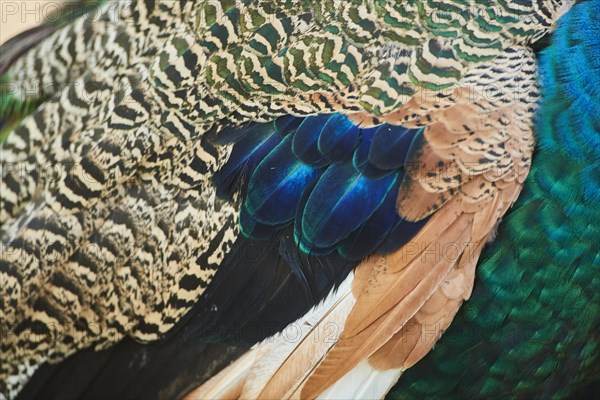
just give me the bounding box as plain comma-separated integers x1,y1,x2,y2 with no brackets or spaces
1,1,589,399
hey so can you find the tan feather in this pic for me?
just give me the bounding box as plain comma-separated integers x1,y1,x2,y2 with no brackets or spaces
368,240,483,371
256,288,356,399
185,273,361,400
184,349,259,400
300,208,474,399
395,174,456,221
344,209,474,337
298,48,538,400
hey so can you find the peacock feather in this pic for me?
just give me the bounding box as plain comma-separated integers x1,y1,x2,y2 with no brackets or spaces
0,0,108,141
394,1,600,397
0,0,596,399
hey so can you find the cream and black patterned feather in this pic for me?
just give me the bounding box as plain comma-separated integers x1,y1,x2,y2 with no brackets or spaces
0,1,574,398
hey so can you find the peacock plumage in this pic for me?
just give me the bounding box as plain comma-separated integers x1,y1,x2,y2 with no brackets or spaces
0,0,597,399
395,1,600,397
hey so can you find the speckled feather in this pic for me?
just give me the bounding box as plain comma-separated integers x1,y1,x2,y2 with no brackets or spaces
0,0,577,399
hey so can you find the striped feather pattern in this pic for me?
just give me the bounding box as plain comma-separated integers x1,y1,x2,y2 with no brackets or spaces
187,39,544,400
0,0,573,398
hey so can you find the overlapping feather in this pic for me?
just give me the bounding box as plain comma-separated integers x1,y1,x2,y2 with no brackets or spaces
214,114,424,260
0,1,572,398
189,42,540,400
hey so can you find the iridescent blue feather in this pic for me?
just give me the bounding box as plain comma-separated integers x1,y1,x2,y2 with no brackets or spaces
215,113,425,261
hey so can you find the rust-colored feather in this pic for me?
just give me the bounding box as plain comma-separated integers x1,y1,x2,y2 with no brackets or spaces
300,208,475,399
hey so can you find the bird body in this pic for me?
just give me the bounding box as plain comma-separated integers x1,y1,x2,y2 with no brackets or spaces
0,0,597,399
395,1,600,396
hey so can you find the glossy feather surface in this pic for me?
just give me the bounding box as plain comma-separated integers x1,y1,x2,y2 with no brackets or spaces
0,1,591,399
217,114,422,259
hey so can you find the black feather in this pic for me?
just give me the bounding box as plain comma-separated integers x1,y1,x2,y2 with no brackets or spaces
18,225,356,399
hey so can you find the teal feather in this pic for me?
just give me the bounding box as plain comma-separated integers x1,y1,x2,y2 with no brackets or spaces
317,114,359,163
353,126,393,178
274,115,303,137
243,135,322,228
368,125,419,170
2,1,594,398
376,218,429,254
292,115,331,167
298,163,398,253
212,124,281,199
337,174,402,260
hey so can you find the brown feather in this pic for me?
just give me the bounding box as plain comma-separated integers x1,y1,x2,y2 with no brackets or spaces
368,238,484,371
299,49,538,398
300,209,474,399
256,289,356,399
344,209,474,336
395,174,456,221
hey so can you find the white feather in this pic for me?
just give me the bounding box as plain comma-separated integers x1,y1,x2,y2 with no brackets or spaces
186,273,356,399
186,271,405,399
317,361,402,400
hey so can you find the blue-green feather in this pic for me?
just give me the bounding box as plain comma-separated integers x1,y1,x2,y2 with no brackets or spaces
292,115,331,167
353,126,394,178
216,113,424,260
274,115,303,137
337,173,402,260
369,125,419,170
376,218,429,255
317,114,360,163
243,135,322,228
212,124,281,198
298,163,398,252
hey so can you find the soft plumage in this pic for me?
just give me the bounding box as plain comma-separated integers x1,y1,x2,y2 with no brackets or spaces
393,2,600,397
0,0,596,399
